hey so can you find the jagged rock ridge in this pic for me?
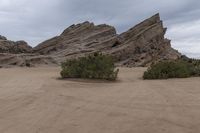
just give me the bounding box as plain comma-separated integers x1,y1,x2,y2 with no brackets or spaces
33,21,119,63
0,14,181,67
0,37,32,54
0,36,57,67
109,14,181,66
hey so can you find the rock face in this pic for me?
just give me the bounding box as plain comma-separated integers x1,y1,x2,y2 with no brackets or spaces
0,38,32,54
0,53,58,67
0,35,7,40
0,14,181,67
0,37,57,67
33,21,119,62
109,14,181,66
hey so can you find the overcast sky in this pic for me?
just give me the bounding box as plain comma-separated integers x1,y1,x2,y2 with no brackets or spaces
0,0,200,58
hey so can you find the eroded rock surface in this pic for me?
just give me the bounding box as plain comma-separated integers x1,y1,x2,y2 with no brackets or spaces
109,14,181,66
0,38,32,54
0,14,181,67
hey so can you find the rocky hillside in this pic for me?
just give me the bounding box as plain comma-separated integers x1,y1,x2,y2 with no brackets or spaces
0,14,181,67
34,22,117,55
0,36,57,67
0,36,32,54
109,14,181,66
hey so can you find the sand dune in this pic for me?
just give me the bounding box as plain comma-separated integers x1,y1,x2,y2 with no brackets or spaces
0,67,200,133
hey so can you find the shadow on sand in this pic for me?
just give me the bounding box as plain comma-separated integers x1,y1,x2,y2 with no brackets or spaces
56,77,122,84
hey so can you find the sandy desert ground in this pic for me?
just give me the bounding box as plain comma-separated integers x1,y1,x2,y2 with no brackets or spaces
0,67,200,133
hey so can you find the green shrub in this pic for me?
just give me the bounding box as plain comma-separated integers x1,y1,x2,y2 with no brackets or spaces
186,59,200,76
60,52,119,80
143,60,192,79
180,56,200,76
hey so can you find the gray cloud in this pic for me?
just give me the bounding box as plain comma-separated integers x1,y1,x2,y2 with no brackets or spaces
0,0,200,58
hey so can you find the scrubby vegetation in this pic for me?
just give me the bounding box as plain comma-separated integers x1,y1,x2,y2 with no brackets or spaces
143,58,200,79
181,57,200,76
143,61,191,79
60,52,119,80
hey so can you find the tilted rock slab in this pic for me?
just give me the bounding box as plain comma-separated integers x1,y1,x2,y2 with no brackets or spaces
0,14,181,67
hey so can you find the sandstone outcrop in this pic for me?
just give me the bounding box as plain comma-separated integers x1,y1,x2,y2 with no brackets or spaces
0,37,57,67
109,14,181,66
0,14,181,67
0,53,57,68
0,38,32,54
33,21,119,60
0,35,7,40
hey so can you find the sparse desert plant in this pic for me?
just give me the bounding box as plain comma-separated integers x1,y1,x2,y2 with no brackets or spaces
61,52,119,80
143,60,192,79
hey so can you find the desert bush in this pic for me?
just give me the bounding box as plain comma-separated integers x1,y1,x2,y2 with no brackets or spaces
143,60,192,79
179,56,200,76
184,58,200,76
60,52,119,80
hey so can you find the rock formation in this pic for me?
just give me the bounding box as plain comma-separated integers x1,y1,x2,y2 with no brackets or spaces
0,35,7,40
0,37,57,67
109,14,181,66
0,14,181,67
0,37,32,54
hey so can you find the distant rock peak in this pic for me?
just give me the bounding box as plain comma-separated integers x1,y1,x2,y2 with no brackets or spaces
0,37,32,54
0,35,7,40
